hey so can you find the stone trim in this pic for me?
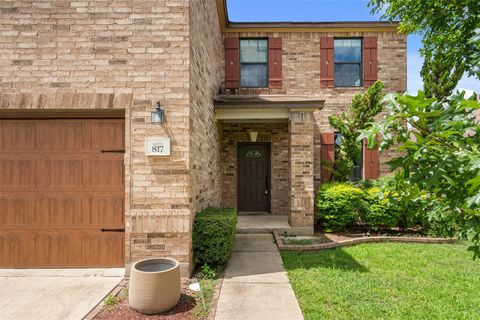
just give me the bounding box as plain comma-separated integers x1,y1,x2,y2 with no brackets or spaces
0,92,132,110
273,231,457,252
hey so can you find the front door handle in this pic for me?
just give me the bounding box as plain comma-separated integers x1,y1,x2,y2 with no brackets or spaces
265,176,269,195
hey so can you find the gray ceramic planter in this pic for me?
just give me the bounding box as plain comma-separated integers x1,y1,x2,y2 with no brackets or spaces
128,258,181,315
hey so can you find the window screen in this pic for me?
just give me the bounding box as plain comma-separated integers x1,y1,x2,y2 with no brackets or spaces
240,39,268,87
334,39,362,87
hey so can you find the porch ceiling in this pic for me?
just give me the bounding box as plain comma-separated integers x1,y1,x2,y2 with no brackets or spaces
214,94,324,120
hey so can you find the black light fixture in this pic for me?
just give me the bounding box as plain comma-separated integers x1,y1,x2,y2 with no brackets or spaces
151,101,165,124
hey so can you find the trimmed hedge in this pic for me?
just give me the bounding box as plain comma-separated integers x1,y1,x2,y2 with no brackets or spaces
192,207,237,267
317,179,434,233
361,187,398,231
316,183,367,232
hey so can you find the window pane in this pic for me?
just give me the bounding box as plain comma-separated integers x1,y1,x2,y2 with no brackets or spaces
245,150,262,158
240,64,267,87
352,145,363,181
351,165,362,182
334,63,361,87
334,39,361,62
240,39,268,63
334,132,342,147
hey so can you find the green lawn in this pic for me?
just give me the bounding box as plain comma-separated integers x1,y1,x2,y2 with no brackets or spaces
281,243,480,320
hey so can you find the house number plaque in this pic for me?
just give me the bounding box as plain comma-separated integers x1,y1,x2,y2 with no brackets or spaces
145,138,171,156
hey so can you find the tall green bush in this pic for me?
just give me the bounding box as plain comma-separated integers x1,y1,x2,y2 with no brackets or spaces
374,171,429,230
327,81,385,181
192,207,237,267
361,187,399,231
316,183,367,232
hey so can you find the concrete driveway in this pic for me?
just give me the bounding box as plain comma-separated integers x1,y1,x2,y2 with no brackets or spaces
0,268,124,320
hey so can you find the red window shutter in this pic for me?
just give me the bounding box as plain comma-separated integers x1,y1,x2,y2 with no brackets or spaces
320,37,334,88
363,37,378,87
363,138,379,179
268,37,282,88
321,132,335,182
225,37,239,89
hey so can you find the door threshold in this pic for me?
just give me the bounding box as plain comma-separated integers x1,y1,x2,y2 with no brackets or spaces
238,211,271,216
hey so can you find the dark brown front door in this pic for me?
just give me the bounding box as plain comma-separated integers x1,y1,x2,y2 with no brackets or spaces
0,118,125,267
237,143,270,213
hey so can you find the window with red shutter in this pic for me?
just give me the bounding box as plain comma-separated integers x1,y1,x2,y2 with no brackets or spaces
320,132,335,182
363,37,378,87
268,37,282,88
363,138,379,179
320,37,334,88
225,37,239,89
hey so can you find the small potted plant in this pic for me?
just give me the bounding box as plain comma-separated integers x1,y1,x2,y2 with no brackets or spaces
128,257,181,314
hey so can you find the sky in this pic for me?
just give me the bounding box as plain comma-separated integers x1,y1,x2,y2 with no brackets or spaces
226,0,480,94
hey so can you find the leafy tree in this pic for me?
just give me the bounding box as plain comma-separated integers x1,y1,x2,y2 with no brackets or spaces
472,30,480,79
359,91,480,257
369,0,480,99
327,81,384,181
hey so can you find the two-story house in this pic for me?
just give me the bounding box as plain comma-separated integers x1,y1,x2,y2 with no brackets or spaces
0,0,406,275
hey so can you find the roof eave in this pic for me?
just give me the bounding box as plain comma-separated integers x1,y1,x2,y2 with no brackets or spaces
214,95,325,110
215,0,401,33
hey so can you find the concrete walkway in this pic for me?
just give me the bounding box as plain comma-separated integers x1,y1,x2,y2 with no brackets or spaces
0,268,123,320
215,234,303,320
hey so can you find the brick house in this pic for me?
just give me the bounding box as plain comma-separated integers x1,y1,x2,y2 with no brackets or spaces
0,0,406,275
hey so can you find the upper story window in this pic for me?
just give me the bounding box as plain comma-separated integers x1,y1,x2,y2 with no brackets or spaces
240,39,268,88
334,39,362,87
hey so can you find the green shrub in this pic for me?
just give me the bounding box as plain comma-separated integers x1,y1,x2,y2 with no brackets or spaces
376,172,429,230
192,207,237,267
355,179,376,189
361,187,399,231
316,183,367,232
421,198,457,237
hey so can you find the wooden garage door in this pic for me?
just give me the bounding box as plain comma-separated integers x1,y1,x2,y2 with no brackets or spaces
0,118,125,267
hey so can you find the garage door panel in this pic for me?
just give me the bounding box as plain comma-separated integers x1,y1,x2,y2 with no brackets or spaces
38,233,84,266
0,160,36,187
0,120,37,151
83,233,124,266
0,118,125,268
0,235,33,267
38,120,86,151
0,197,35,226
89,198,124,226
90,120,125,150
36,197,85,226
90,159,124,187
43,159,85,187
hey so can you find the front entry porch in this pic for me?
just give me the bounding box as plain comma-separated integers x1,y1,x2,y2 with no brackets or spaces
236,215,313,235
215,94,324,235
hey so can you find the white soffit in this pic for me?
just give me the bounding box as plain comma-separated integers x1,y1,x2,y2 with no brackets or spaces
215,108,290,120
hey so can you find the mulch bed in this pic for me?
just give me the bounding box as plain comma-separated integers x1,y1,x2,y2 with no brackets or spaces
95,279,198,320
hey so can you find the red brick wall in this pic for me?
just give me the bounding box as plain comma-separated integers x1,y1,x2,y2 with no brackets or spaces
221,31,407,186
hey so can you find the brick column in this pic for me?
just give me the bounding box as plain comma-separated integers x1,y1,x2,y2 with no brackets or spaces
289,110,315,234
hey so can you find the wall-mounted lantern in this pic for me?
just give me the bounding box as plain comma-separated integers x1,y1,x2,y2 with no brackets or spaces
151,101,165,124
249,131,258,142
